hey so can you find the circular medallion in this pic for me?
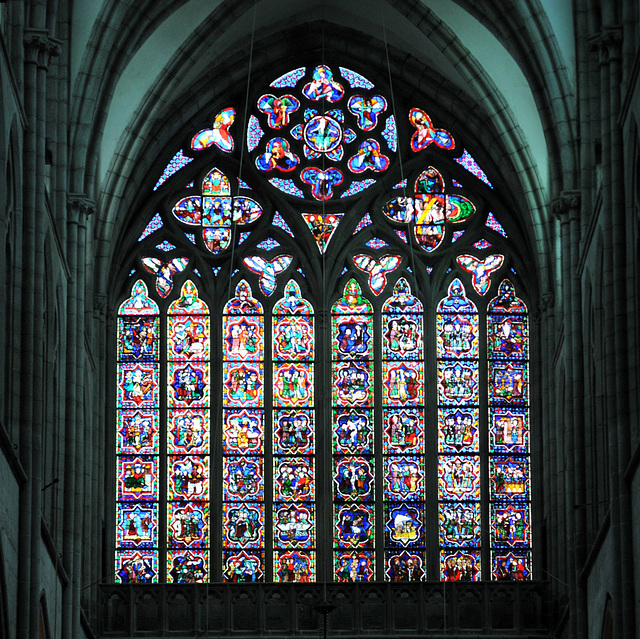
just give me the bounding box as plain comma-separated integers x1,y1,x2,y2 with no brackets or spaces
303,115,343,153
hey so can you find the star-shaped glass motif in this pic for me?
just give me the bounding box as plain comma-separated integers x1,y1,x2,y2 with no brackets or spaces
171,168,263,254
382,167,476,252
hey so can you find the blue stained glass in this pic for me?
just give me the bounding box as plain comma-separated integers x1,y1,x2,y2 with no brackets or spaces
341,179,376,198
257,238,280,250
395,230,407,243
212,267,221,276
454,149,493,188
452,230,465,242
185,233,196,244
297,268,305,277
486,212,508,237
511,268,517,275
185,181,194,188
269,178,304,198
193,268,201,277
425,266,433,274
341,267,348,277
473,239,492,250
154,150,193,191
238,177,252,190
156,241,176,252
238,232,250,245
129,269,136,277
271,67,306,88
365,238,389,250
393,178,407,190
138,214,163,241
339,66,374,89
381,116,397,152
247,115,264,152
354,212,373,234
272,211,294,237
452,179,463,188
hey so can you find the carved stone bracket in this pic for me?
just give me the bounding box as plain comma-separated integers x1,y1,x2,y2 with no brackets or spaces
588,26,622,65
552,190,581,224
23,28,62,70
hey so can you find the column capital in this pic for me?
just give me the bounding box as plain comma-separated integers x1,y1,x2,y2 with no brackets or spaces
538,292,555,316
67,193,96,224
552,190,581,223
23,28,61,70
588,26,622,64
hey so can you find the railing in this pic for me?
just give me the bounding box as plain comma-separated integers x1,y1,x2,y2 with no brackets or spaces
99,581,550,637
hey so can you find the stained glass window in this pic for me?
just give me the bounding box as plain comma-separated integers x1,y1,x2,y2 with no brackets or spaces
222,281,265,581
382,279,426,581
487,280,531,580
116,280,160,583
332,280,375,581
272,281,316,581
437,279,481,581
117,63,534,585
167,281,210,582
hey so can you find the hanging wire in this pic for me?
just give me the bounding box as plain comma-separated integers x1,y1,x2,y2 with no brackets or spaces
227,0,258,306
382,15,420,290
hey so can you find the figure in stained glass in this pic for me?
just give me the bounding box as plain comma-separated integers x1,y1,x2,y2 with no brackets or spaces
489,362,527,403
385,552,425,581
384,317,420,357
168,316,209,359
223,364,263,405
333,457,374,501
273,316,313,359
439,408,478,453
273,410,313,454
224,458,263,501
334,410,372,454
438,314,477,358
348,95,387,130
490,409,527,452
439,502,481,547
353,254,401,295
491,504,530,546
223,551,264,582
274,505,315,548
191,107,235,152
489,316,527,358
170,363,207,405
384,409,423,453
274,363,313,405
438,362,478,404
493,552,530,581
384,457,423,499
118,411,157,453
456,254,504,295
168,410,207,453
118,316,158,360
168,457,208,499
335,551,374,582
335,505,374,547
302,65,344,102
335,318,371,356
168,503,208,547
116,552,157,584
348,139,389,173
255,138,299,172
300,167,344,200
490,457,529,499
274,458,314,501
438,456,480,500
441,551,480,581
224,317,262,360
258,94,300,128
409,108,455,152
334,362,372,405
223,504,263,547
223,410,263,454
117,504,157,548
243,254,293,296
119,364,157,407
169,551,208,583
275,551,314,582
383,362,422,404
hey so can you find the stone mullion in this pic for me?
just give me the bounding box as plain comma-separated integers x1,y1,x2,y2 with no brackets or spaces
590,26,634,638
18,27,60,639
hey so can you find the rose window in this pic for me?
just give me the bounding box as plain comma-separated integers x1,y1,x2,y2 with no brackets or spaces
249,65,396,201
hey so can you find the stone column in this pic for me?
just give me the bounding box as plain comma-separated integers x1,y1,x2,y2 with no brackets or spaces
17,26,60,639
